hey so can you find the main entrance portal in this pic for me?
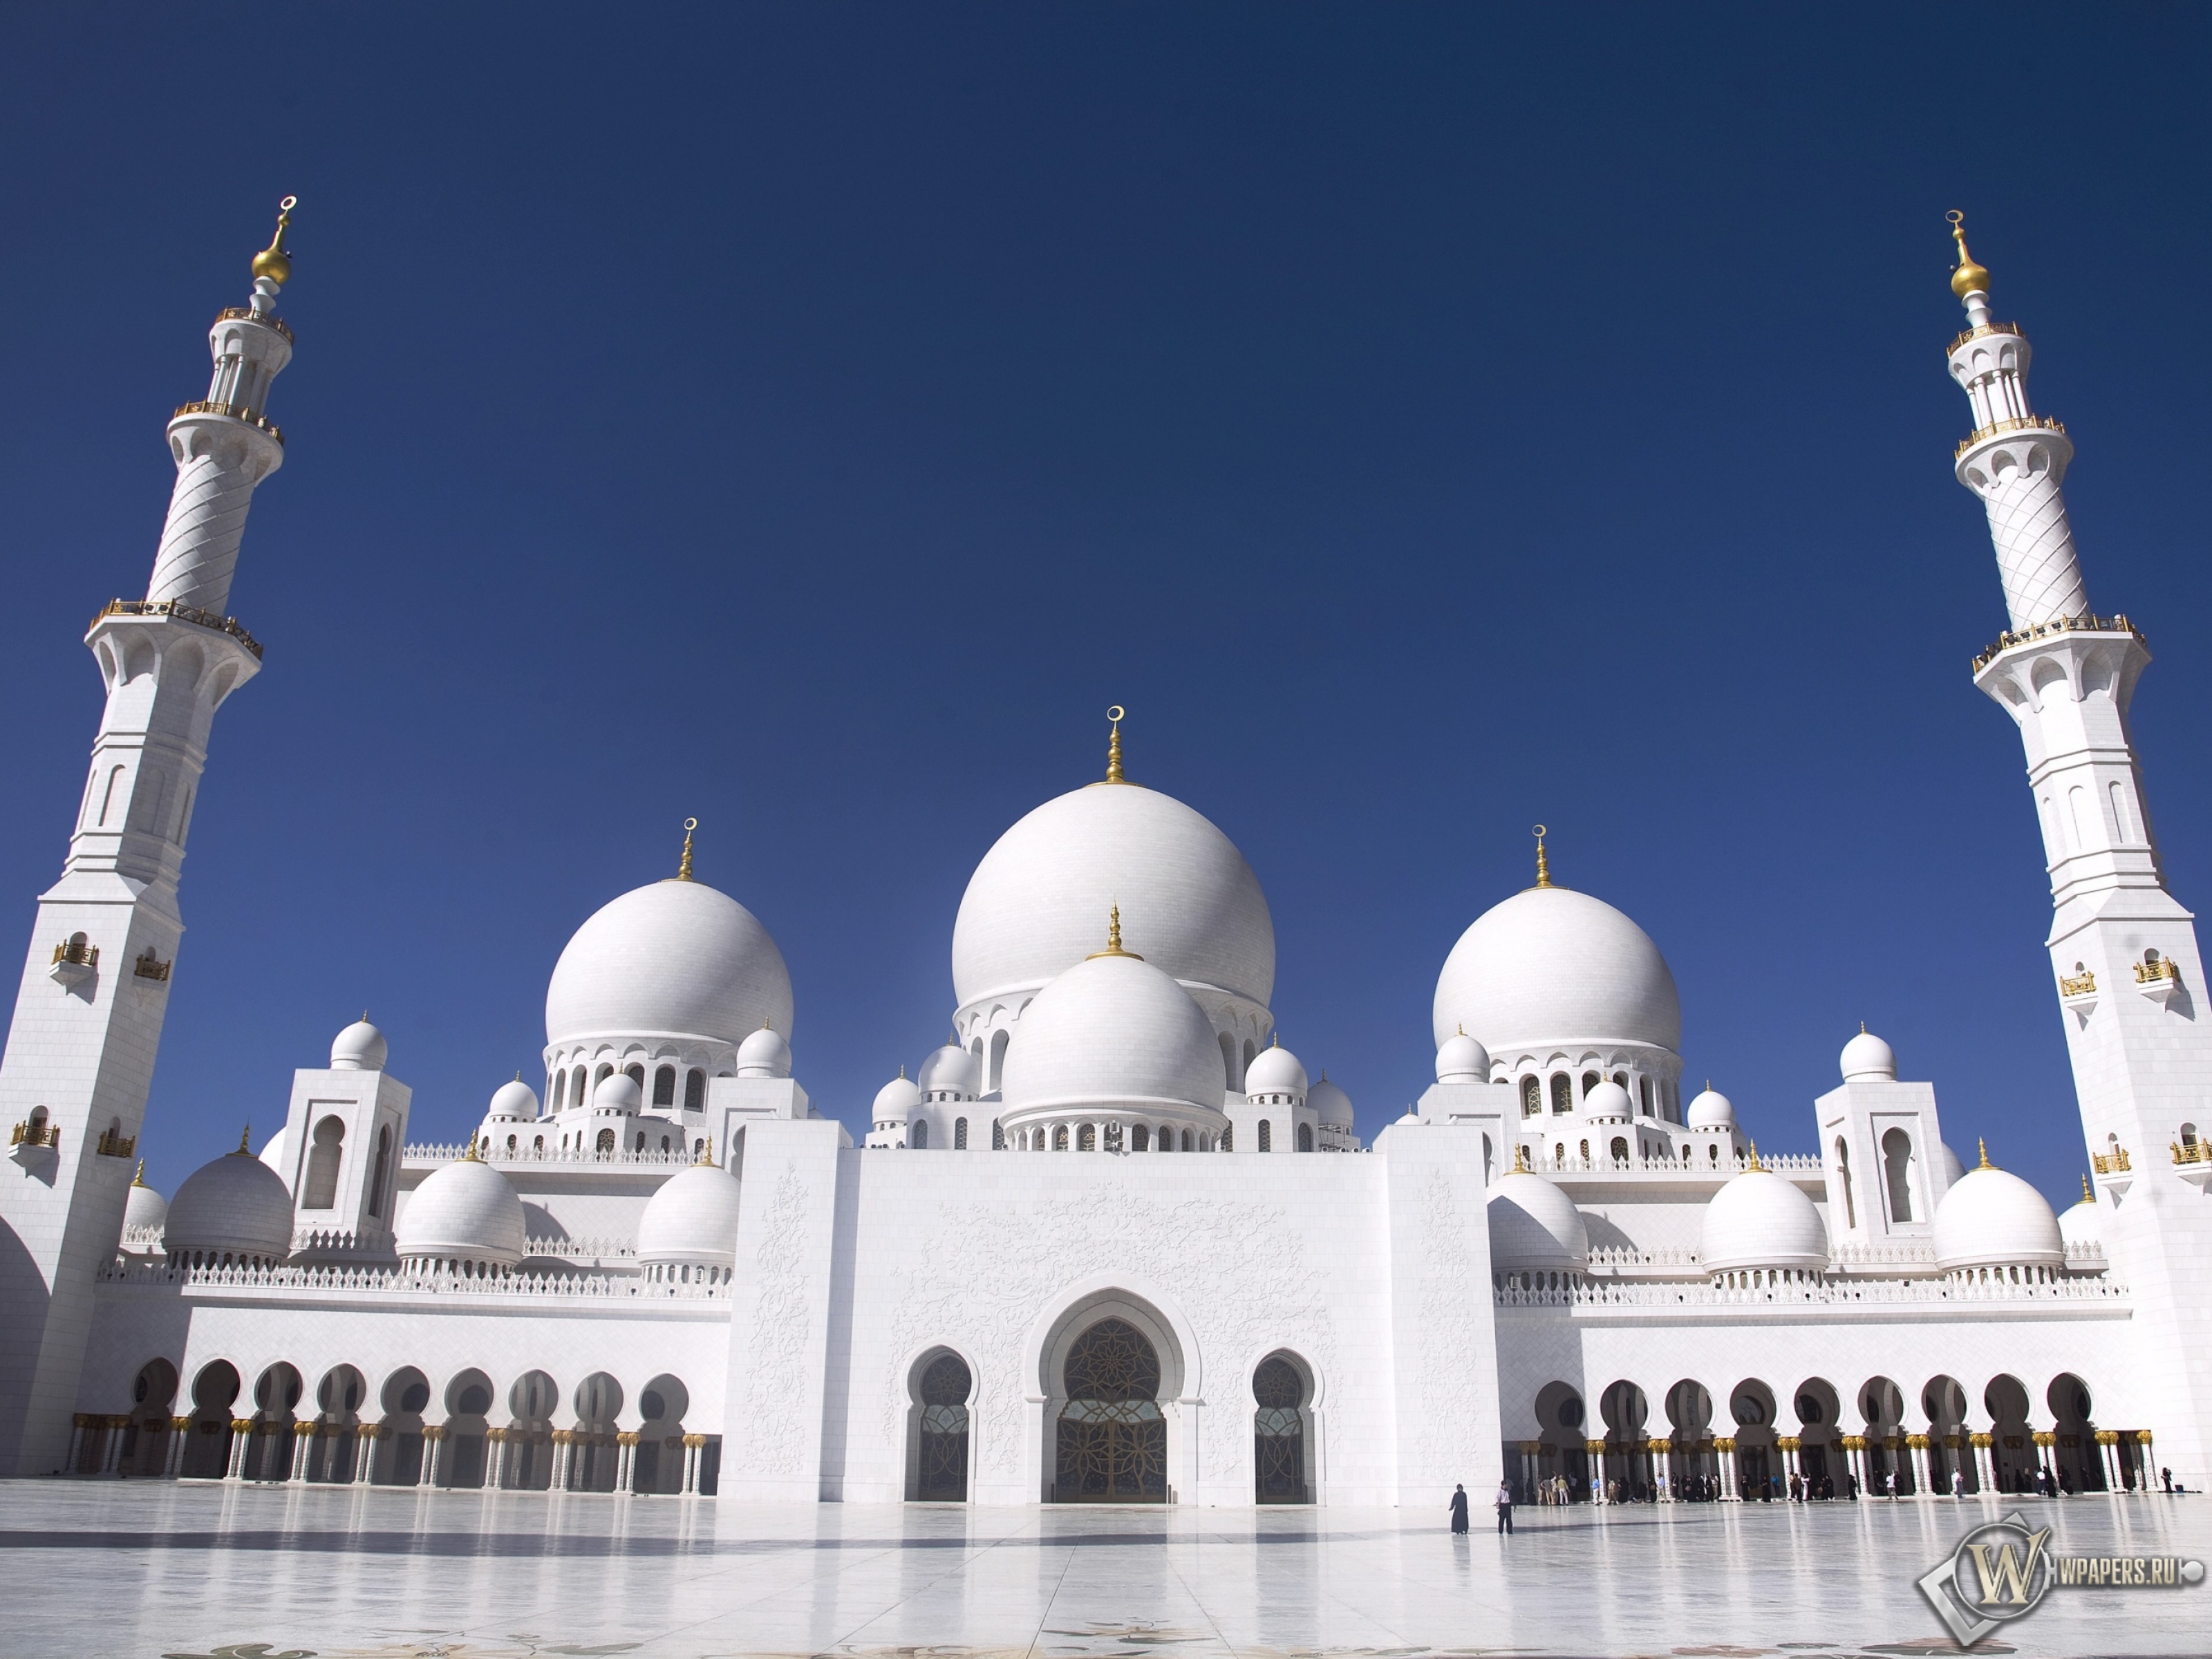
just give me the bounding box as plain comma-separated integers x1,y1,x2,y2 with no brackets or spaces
1055,1316,1166,1502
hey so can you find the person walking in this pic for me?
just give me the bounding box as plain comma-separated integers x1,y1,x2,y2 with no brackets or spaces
1495,1478,1514,1535
1450,1483,1470,1534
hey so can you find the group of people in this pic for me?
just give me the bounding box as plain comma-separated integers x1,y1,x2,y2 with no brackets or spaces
1447,1481,1519,1535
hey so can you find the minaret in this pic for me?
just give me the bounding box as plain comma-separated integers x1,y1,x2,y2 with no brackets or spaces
0,200,298,1474
1950,214,2212,1481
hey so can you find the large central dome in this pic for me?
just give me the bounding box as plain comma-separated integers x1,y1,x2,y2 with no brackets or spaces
546,878,793,1048
1433,883,1680,1053
953,782,1274,1009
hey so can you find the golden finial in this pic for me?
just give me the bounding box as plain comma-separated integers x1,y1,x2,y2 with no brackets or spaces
131,1159,147,1187
1532,825,1552,889
252,196,298,285
1978,1136,1992,1170
1087,904,1142,959
460,1137,481,1163
1947,210,1989,300
1746,1138,1762,1171
1105,706,1126,784
234,1124,252,1155
2081,1172,2094,1203
1512,1141,1529,1173
677,818,697,881
696,1140,715,1166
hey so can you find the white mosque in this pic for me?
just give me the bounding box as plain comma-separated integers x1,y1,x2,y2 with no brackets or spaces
0,205,2205,1508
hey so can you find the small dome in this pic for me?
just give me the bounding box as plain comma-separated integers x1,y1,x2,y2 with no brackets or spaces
1488,1170,1589,1273
395,1156,526,1267
917,1044,981,1099
1686,1087,1736,1130
1000,952,1226,1119
637,1161,744,1266
735,1023,792,1079
1434,885,1681,1054
122,1172,169,1237
1939,1141,1967,1185
545,878,793,1050
1244,1041,1308,1098
257,1124,289,1174
872,1072,919,1123
594,1072,644,1114
166,1144,295,1262
1581,1079,1632,1123
1840,1028,1896,1082
330,1018,387,1071
487,1078,538,1121
2059,1189,2101,1253
1309,1077,1354,1129
1933,1157,2064,1272
1703,1169,1828,1274
1435,1031,1490,1084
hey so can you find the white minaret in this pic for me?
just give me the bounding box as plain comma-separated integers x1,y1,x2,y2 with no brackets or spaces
0,199,297,1474
1950,214,2212,1482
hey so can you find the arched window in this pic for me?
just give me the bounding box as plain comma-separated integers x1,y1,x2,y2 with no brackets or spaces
1708,1143,1719,1164
1241,1039,1257,1083
368,1125,392,1218
1253,1356,1309,1503
1835,1137,1857,1228
301,1116,344,1210
1078,1123,1096,1152
991,1120,1005,1150
954,1117,968,1150
1609,1136,1628,1163
1521,1076,1541,1116
1580,1071,1600,1100
915,1353,973,1501
624,1063,645,1090
1638,1076,1653,1114
2181,1123,2200,1148
506,1134,518,1154
988,1030,1010,1093
1053,1124,1069,1151
1257,1120,1272,1152
596,1128,615,1156
1132,1124,1150,1152
1578,1138,1590,1160
1182,1128,1194,1152
1221,1125,1235,1152
1612,1071,1628,1090
635,1132,647,1152
1882,1127,1915,1222
653,1065,676,1107
1219,1032,1237,1089
684,1069,706,1111
592,1063,613,1093
1297,1123,1313,1152
1550,1074,1573,1114
658,1135,670,1152
553,1068,568,1109
912,1119,929,1150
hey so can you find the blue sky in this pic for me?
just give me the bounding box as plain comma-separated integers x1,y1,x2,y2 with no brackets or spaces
1,6,2206,1209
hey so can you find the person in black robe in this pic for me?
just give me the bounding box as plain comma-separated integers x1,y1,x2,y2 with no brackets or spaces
1449,1483,1470,1533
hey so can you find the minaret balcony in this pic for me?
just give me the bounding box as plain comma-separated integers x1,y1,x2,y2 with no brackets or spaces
1954,411,2065,460
90,599,263,661
171,399,284,446
2173,1138,2212,1192
212,306,294,346
2058,968,2097,1024
48,937,96,988
2133,954,2182,1009
1971,611,2142,675
1949,319,2025,353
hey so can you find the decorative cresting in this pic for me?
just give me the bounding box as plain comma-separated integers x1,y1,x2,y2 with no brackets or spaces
915,1353,973,1501
1945,211,2090,631
1252,1356,1308,1503
1056,1318,1166,1502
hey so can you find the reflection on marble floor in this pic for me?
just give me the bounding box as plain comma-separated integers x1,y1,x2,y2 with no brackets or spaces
1,1482,2204,1659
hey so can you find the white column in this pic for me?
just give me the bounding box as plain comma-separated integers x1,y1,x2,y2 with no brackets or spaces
288,1425,312,1483
355,1426,379,1485
681,1435,702,1495
165,1418,191,1479
100,1418,125,1474
418,1427,441,1488
615,1434,636,1494
224,1421,252,1481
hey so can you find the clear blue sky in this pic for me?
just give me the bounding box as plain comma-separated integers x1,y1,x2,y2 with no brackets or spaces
2,6,2206,1210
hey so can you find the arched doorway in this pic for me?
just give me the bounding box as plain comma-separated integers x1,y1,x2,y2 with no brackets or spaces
1530,1381,1591,1501
1924,1375,1973,1494
504,1371,559,1490
571,1372,622,1491
2047,1374,2101,1492
248,1363,303,1481
118,1358,179,1476
911,1352,972,1501
1985,1375,2035,1494
1253,1353,1311,1503
375,1369,431,1484
1729,1380,1778,1501
1598,1380,1652,1500
1860,1376,1911,1496
1055,1318,1165,1502
308,1365,366,1482
635,1374,690,1494
183,1361,240,1479
442,1371,494,1488
1664,1379,1718,1499
1792,1378,1846,1497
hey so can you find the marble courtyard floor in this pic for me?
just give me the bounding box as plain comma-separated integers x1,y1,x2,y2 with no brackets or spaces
0,1482,2205,1659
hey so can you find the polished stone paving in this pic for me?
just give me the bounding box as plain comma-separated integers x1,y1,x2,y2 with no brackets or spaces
3,1483,2208,1658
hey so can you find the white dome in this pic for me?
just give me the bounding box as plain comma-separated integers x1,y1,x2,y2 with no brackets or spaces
2059,1189,2101,1252
257,1124,288,1174
872,1073,919,1123
1933,1157,2064,1272
1840,1028,1896,1082
1686,1087,1736,1130
545,878,793,1049
1435,1031,1490,1083
330,1018,387,1071
1244,1041,1308,1097
1309,1077,1354,1129
487,1078,538,1120
1939,1141,1967,1185
594,1072,643,1113
1581,1079,1631,1123
735,1023,792,1079
1000,952,1226,1118
166,1145,295,1262
395,1156,526,1267
1433,885,1680,1053
1702,1169,1828,1274
917,1044,980,1098
123,1173,169,1236
952,782,1274,1011
637,1162,744,1266
1488,1170,1589,1273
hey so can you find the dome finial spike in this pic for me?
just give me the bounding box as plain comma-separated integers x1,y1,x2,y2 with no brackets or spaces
1947,209,1991,303
250,195,297,290
1105,705,1126,784
132,1159,147,1188
1087,903,1143,959
2081,1170,2094,1202
1531,824,1551,889
235,1124,252,1156
1746,1138,1761,1171
1978,1136,1992,1170
1512,1141,1528,1173
677,817,697,881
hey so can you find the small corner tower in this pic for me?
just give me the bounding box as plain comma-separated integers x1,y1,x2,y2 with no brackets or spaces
1947,214,2212,1478
0,200,301,1474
